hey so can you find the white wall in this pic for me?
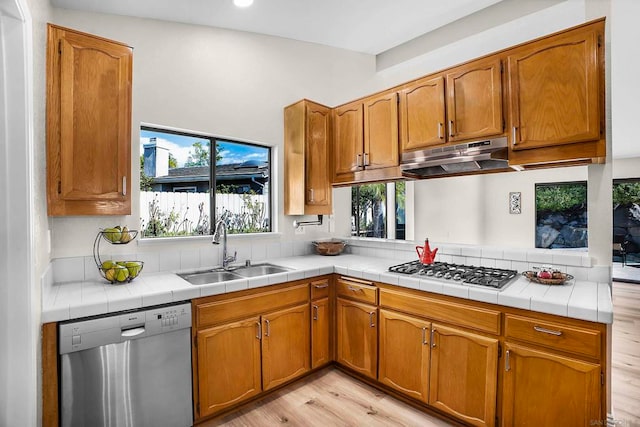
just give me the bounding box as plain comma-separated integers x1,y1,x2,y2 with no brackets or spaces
47,8,376,258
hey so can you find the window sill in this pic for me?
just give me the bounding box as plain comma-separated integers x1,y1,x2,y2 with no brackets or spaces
137,231,283,246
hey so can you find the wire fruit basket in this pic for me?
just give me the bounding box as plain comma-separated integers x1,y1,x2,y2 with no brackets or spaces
93,228,144,284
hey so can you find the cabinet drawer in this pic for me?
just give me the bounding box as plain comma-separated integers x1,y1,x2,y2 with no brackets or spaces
336,277,377,305
196,283,309,329
505,314,601,359
379,287,500,335
311,279,330,300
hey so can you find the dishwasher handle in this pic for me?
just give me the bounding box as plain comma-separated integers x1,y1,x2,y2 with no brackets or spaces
121,326,146,338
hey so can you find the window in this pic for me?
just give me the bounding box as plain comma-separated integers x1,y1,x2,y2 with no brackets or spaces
351,182,405,239
535,181,587,249
140,127,271,238
613,179,640,264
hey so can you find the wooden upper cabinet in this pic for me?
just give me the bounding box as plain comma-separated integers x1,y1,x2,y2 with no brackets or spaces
333,101,364,180
507,23,602,152
363,91,399,170
399,76,446,151
46,24,132,215
284,99,332,215
429,323,498,427
446,58,503,142
502,343,601,427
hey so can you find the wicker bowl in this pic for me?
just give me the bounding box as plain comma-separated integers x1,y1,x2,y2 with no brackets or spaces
312,239,347,256
522,271,573,285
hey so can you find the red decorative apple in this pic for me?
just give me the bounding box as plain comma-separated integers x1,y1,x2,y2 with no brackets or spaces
537,270,552,279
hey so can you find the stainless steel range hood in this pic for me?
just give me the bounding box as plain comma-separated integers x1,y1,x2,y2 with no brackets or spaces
401,136,516,178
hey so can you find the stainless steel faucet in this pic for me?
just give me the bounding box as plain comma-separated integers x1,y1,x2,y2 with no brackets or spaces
212,213,237,269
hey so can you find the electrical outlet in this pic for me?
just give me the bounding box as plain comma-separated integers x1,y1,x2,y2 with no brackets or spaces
295,225,305,235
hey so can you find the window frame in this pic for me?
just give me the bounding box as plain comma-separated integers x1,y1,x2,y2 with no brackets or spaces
140,125,273,237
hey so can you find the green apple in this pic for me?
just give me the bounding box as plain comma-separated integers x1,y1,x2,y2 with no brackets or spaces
103,227,122,243
114,265,129,282
125,261,142,278
101,260,116,269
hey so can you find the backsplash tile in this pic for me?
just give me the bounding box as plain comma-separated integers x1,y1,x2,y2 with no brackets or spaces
53,257,85,283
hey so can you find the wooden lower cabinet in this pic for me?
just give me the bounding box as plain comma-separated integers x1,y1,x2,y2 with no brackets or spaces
502,343,601,427
262,304,310,390
336,298,378,379
311,297,331,368
197,316,262,418
429,323,499,427
378,309,430,403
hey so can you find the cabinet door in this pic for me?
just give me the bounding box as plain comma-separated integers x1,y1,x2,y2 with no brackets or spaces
47,25,132,215
429,324,498,427
196,316,262,418
446,58,503,142
311,297,330,368
333,102,364,179
378,309,430,403
399,76,446,151
336,298,378,379
502,343,601,427
364,92,399,170
262,304,310,391
507,28,601,150
305,103,332,212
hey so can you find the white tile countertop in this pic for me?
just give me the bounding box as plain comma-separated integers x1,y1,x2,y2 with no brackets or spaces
42,254,614,324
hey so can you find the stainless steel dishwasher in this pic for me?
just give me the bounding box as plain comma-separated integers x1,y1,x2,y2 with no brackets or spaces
59,302,193,427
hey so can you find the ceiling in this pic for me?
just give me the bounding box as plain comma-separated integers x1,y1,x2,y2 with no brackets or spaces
50,0,505,55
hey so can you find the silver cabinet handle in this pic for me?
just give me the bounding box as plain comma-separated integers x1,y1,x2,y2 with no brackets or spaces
309,188,315,202
356,153,362,167
265,319,271,337
122,176,127,196
430,328,436,348
512,126,518,145
313,283,329,289
256,321,262,340
533,326,563,336
448,120,454,137
422,327,428,345
505,350,511,371
438,122,443,139
369,311,375,328
312,305,319,321
363,152,370,166
347,286,363,292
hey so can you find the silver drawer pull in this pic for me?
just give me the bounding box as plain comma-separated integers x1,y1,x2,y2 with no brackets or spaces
347,286,363,292
313,283,329,289
533,326,563,336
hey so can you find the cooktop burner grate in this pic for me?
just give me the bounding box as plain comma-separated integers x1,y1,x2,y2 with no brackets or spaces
388,260,517,289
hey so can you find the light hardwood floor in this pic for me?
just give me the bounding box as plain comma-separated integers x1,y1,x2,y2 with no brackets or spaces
611,281,640,426
203,282,640,427
202,368,456,427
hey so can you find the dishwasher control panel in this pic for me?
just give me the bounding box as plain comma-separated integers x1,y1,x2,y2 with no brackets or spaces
59,302,192,354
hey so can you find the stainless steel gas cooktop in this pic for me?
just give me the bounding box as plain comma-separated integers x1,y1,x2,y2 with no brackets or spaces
388,260,518,290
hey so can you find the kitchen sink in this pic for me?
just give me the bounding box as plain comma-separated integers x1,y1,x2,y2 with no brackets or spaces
177,270,241,285
177,263,292,285
232,263,292,278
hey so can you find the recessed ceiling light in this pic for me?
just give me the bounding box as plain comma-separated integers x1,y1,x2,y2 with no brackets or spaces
233,0,253,7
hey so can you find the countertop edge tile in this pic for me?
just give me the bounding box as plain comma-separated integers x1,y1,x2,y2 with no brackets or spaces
43,254,613,324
